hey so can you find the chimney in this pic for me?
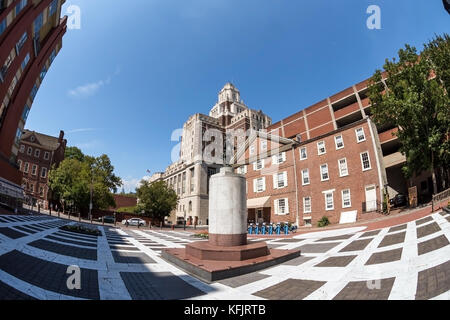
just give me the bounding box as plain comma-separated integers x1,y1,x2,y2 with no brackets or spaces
58,130,64,142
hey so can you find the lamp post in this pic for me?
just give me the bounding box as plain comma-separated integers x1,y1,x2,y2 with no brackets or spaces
183,209,186,231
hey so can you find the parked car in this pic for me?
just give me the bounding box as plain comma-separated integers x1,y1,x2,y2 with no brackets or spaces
97,216,115,223
122,218,146,226
390,193,407,207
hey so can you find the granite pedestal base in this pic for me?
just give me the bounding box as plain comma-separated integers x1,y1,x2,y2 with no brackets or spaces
162,240,301,283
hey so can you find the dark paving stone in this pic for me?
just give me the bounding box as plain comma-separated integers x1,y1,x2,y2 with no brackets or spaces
365,248,403,265
416,216,434,226
28,239,97,260
1,217,20,222
253,279,326,300
0,217,9,223
298,242,340,253
120,272,205,300
109,245,140,251
339,239,373,252
218,273,270,288
315,255,357,267
0,227,27,239
416,260,450,300
281,256,315,266
438,211,448,216
24,225,45,232
45,235,97,248
388,224,407,233
112,251,155,264
378,232,406,248
417,222,441,239
0,280,36,300
418,235,449,255
0,250,99,299
315,234,354,242
13,225,37,234
446,216,450,223
53,232,98,243
360,230,381,238
272,238,304,243
333,278,395,300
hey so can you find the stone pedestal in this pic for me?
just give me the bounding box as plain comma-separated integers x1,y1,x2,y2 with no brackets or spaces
162,166,300,282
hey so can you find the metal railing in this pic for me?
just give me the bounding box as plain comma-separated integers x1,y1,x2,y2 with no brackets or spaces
432,187,450,212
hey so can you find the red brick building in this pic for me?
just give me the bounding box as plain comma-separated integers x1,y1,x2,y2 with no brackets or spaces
17,129,66,209
234,76,435,227
0,0,67,210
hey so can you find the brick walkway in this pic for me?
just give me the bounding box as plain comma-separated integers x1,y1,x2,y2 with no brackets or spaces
0,208,449,300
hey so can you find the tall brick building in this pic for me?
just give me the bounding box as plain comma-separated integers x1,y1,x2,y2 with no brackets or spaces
160,83,272,226
234,76,436,227
0,0,67,210
17,129,66,209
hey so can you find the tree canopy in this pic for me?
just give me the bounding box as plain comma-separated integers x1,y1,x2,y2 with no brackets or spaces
49,147,122,214
136,180,178,222
368,34,450,193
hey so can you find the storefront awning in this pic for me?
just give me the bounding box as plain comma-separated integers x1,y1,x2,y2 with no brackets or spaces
0,177,24,200
247,196,270,209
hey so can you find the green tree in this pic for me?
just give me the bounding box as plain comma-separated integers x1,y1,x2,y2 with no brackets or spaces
136,180,178,223
49,148,122,215
368,34,450,194
64,146,85,161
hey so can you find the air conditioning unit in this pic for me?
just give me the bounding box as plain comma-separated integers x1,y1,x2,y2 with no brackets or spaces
296,134,302,142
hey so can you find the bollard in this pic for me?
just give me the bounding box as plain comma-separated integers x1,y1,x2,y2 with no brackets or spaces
284,222,289,235
261,222,266,235
248,223,253,234
255,224,259,235
268,223,273,235
276,223,281,235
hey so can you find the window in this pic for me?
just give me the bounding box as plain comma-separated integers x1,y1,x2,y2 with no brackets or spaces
300,147,307,160
320,164,329,181
29,184,34,192
41,167,47,178
273,172,287,189
342,189,351,208
253,159,264,170
21,53,30,71
190,168,195,192
317,141,326,155
39,65,47,81
39,186,44,197
16,32,27,54
21,105,30,123
0,19,6,37
360,151,371,171
49,0,57,16
272,152,286,165
356,128,366,143
24,162,29,173
17,160,22,171
260,140,267,151
34,149,40,157
44,151,50,160
253,177,266,193
301,169,310,185
14,128,22,145
237,165,247,174
30,84,38,100
31,164,37,175
49,49,57,64
335,135,344,149
27,147,32,155
15,0,27,15
324,192,334,211
275,198,289,215
303,196,312,213
20,145,25,153
249,145,255,155
34,12,43,34
338,158,349,177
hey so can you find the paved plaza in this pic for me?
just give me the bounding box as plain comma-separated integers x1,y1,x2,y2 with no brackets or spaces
0,209,449,300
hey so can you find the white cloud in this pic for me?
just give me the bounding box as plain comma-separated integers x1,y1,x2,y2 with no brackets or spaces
68,80,106,98
122,176,151,193
67,128,98,134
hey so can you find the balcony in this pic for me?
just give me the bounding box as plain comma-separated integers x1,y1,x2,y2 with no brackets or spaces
383,152,406,168
379,127,398,144
334,101,360,120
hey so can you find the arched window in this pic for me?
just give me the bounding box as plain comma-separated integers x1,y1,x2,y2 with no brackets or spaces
189,201,192,212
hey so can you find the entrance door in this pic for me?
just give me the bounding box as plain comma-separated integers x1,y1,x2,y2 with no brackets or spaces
257,209,263,223
365,185,377,212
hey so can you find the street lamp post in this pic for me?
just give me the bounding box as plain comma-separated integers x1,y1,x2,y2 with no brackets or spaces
183,210,186,231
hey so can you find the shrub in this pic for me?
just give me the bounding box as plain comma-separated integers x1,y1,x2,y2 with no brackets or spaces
193,231,209,239
60,224,102,236
317,216,330,228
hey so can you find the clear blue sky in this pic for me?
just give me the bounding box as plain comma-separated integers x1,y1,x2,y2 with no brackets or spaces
26,0,450,192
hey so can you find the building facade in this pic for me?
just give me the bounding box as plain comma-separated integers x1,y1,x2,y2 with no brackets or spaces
17,129,66,209
161,83,272,226
236,75,435,227
0,0,67,210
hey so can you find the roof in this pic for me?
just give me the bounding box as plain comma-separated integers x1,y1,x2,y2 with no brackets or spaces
21,130,63,151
